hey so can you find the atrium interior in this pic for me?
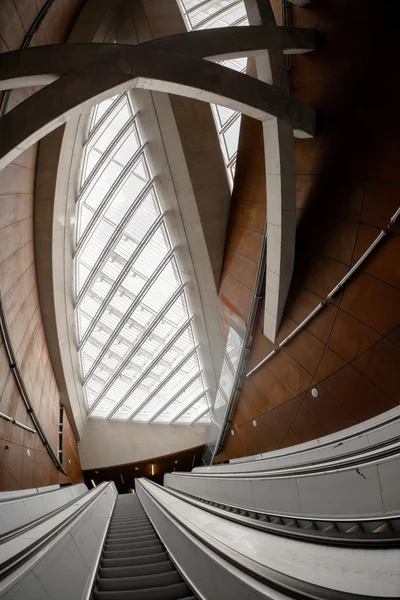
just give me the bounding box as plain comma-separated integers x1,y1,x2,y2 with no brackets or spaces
0,0,399,598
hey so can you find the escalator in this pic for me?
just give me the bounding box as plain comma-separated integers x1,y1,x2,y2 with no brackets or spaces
92,494,196,600
164,486,400,546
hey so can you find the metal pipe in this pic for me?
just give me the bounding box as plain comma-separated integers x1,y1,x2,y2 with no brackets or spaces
0,299,66,474
327,230,387,299
246,348,278,378
390,206,400,224
0,411,36,434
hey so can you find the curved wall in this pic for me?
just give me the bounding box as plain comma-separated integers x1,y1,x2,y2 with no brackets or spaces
0,0,85,490
217,0,400,460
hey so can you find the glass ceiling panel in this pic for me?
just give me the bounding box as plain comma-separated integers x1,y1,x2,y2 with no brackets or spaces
178,0,248,186
154,375,206,423
197,411,212,423
75,94,211,424
215,326,243,409
174,394,209,423
90,95,119,131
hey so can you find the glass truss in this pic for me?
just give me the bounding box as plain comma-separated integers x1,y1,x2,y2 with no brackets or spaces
75,93,211,424
178,0,248,186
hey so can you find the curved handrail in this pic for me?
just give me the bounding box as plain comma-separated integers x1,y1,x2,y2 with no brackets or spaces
0,482,112,581
173,436,400,479
161,484,400,548
137,478,396,600
0,486,91,545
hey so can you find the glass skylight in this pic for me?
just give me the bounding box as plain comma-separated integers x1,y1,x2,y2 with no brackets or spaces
178,0,248,186
75,93,210,424
214,326,243,410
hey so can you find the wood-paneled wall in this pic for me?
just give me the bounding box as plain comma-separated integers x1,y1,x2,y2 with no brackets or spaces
0,0,85,490
217,0,400,460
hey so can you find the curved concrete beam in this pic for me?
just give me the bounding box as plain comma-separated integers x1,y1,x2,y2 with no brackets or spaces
244,0,298,342
0,43,315,171
0,26,317,88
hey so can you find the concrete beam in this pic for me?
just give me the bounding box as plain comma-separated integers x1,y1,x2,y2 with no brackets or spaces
244,0,301,342
0,42,315,172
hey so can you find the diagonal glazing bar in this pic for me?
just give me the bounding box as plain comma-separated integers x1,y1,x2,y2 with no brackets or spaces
186,0,216,15
219,110,241,136
75,145,148,254
127,348,200,421
107,317,195,418
76,178,154,305
191,406,210,424
79,213,165,347
79,115,137,199
82,248,177,376
170,391,208,423
148,369,204,423
87,283,187,412
193,0,243,29
86,94,124,146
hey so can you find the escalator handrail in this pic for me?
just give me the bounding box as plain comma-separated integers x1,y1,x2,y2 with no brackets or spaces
214,406,400,468
0,486,92,544
0,482,112,581
172,436,400,479
161,484,400,548
137,478,394,600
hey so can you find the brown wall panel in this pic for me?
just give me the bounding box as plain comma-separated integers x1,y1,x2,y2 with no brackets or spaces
0,0,85,490
215,0,400,461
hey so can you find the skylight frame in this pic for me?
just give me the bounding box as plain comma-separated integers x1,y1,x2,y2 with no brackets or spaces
74,93,212,424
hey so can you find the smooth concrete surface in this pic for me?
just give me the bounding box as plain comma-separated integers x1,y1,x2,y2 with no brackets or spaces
137,479,279,600
0,482,117,600
0,38,315,172
165,453,400,519
129,0,227,400
79,418,209,470
35,119,87,440
0,485,59,501
244,0,298,343
0,483,87,536
139,478,400,597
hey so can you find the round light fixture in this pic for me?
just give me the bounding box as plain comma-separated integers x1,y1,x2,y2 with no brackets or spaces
311,388,319,397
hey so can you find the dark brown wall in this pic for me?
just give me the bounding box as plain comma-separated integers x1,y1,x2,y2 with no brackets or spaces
216,0,400,461
0,0,85,490
84,445,205,494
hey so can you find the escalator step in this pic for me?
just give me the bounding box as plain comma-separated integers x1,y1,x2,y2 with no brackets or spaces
93,582,192,599
103,544,163,559
104,539,161,552
97,571,182,591
99,560,174,579
105,536,158,547
101,552,169,569
107,529,155,536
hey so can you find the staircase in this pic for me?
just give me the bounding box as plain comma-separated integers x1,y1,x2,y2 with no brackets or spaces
92,494,195,599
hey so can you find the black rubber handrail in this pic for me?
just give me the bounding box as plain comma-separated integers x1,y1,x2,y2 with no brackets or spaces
0,482,112,581
162,485,400,548
137,479,394,600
